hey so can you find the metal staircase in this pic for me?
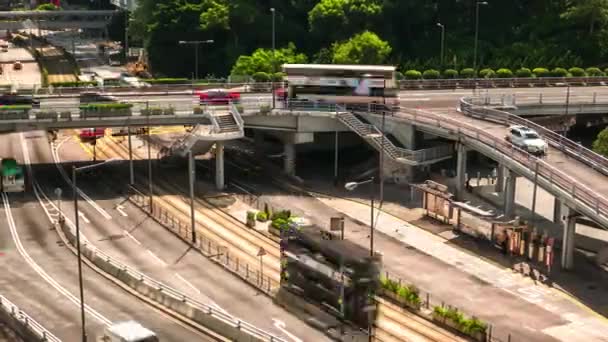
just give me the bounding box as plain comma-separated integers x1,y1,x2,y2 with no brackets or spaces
336,111,453,165
162,103,244,158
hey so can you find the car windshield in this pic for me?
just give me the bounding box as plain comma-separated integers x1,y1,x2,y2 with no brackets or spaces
524,132,540,139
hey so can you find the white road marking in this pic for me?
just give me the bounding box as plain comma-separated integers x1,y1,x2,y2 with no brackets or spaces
123,230,141,245
272,318,303,342
147,250,167,266
175,273,201,294
175,273,229,314
115,204,128,217
78,211,90,224
399,98,430,101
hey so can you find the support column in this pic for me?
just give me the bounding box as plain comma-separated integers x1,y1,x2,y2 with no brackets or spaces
284,143,296,177
553,198,562,224
215,142,225,190
254,130,264,159
455,144,467,200
503,169,516,219
334,131,339,185
495,164,505,193
561,204,576,270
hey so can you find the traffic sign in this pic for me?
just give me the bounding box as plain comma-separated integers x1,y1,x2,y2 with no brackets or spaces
257,247,266,257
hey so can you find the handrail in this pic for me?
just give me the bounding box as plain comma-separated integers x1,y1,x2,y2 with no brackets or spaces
57,213,287,342
0,294,62,342
460,96,608,176
229,101,245,132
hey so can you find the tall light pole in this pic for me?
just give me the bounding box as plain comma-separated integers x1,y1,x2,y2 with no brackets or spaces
72,158,120,342
473,1,488,75
270,7,276,109
124,9,129,62
178,40,214,81
344,178,375,257
436,23,445,66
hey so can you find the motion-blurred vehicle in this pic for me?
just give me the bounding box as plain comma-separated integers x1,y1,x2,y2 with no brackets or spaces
0,157,25,192
0,41,8,52
12,61,21,70
80,91,119,103
79,128,105,140
0,94,39,107
102,321,158,342
505,125,548,156
197,88,240,105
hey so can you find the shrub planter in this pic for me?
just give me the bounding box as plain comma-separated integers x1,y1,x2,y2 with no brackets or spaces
379,287,421,311
269,226,281,237
35,111,58,120
246,211,256,228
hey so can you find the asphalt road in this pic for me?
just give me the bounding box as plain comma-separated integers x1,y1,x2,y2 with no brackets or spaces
0,44,41,88
51,131,329,341
0,131,218,341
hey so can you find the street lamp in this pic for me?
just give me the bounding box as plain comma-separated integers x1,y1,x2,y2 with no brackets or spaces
344,177,375,257
72,158,120,342
436,23,445,66
178,40,214,81
473,1,488,76
270,7,276,109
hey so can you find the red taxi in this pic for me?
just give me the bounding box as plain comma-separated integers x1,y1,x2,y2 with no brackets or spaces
197,89,240,105
79,128,105,140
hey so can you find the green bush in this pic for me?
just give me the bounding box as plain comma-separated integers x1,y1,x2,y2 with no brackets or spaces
271,72,286,82
533,67,550,77
568,67,586,77
395,71,404,80
461,317,487,334
79,103,133,110
404,70,422,80
247,211,256,221
422,69,440,79
271,210,291,221
460,68,476,78
145,78,189,85
479,68,495,78
252,72,271,82
496,68,513,78
0,105,31,111
51,81,96,88
35,3,59,11
551,67,568,77
256,211,268,222
271,217,289,230
442,69,459,79
586,67,603,76
515,67,532,78
433,305,449,317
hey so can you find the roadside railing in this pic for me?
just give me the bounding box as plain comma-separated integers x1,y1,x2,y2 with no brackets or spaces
127,186,279,294
398,76,608,90
0,294,61,342
460,96,608,177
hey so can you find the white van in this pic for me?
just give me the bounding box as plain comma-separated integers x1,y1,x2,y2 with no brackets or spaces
102,321,159,342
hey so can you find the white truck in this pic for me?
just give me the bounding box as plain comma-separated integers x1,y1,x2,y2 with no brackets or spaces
101,321,158,342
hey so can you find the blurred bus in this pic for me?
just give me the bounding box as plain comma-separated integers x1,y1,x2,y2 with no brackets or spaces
1,158,24,192
282,64,398,108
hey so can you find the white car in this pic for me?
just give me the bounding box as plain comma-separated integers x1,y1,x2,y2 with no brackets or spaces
505,125,548,156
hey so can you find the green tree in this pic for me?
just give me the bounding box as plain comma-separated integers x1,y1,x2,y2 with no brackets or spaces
35,3,59,11
561,0,608,35
308,0,382,44
332,31,391,64
230,43,308,76
593,127,608,157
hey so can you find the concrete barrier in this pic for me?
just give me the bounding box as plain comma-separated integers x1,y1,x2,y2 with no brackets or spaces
0,294,61,342
56,220,286,342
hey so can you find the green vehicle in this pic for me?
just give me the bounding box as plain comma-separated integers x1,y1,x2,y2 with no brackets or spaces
1,158,25,192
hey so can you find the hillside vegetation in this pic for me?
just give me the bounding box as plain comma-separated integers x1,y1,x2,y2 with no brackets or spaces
127,0,608,78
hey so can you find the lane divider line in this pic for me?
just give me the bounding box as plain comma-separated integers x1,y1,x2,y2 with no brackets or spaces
123,230,141,245
146,250,167,267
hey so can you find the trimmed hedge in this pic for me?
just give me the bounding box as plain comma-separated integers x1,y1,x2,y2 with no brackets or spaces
51,81,97,87
568,67,586,77
144,78,189,85
404,70,422,80
442,69,459,79
422,69,440,79
533,67,550,77
460,68,475,78
551,67,568,77
515,68,532,78
496,68,513,78
586,67,603,76
0,105,31,111
479,68,495,78
380,276,421,308
433,306,487,336
252,72,271,82
271,72,286,82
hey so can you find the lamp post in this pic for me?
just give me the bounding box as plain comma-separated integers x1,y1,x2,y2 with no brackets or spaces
436,23,445,66
270,7,276,109
473,1,488,76
178,40,214,82
72,158,120,342
344,177,375,257
124,9,129,62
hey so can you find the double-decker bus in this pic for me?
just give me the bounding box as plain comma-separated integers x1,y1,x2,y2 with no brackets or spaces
1,158,25,192
281,64,399,108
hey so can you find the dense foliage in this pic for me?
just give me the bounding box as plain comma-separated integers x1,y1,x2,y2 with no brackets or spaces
128,0,608,77
593,127,608,157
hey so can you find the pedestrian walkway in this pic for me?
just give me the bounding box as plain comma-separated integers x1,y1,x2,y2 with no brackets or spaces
316,195,608,341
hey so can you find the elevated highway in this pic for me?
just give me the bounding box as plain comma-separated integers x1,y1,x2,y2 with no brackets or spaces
0,10,116,30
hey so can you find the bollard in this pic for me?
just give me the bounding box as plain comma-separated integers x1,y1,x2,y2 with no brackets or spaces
246,264,249,278
477,171,481,186
426,293,430,309
236,258,239,272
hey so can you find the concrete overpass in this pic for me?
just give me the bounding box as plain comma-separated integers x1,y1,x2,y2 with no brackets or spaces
0,10,117,30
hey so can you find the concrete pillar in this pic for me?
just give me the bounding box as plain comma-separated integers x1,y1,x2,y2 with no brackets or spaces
561,204,576,270
495,164,505,193
284,143,296,177
503,169,516,219
253,130,264,159
215,142,225,190
455,144,467,200
553,198,562,224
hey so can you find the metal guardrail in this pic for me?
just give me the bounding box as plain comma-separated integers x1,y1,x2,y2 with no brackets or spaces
0,294,61,342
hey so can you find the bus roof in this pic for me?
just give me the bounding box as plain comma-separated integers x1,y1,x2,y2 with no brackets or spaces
282,64,396,73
